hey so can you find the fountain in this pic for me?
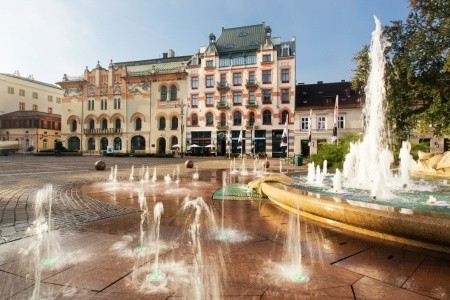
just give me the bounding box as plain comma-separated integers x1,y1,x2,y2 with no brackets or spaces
248,16,450,253
147,202,165,281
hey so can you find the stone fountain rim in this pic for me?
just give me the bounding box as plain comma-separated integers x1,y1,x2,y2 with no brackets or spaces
258,181,450,254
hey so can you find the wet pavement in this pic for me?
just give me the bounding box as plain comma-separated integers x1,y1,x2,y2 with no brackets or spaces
0,154,449,299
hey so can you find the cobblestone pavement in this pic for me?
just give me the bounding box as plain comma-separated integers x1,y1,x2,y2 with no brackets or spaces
0,154,300,244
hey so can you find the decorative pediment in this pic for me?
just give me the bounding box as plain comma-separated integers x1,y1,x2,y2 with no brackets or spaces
87,85,95,97
64,87,82,97
127,82,151,94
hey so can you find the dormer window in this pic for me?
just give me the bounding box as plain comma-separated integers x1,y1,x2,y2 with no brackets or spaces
225,43,235,49
238,31,248,37
282,45,290,57
206,60,213,67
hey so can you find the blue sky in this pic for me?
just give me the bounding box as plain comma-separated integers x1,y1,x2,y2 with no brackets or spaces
0,0,410,85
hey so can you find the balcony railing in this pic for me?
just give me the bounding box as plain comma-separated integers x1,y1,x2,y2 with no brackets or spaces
216,102,230,110
245,101,258,108
245,122,258,130
245,81,258,90
83,128,122,135
216,124,229,131
216,81,230,91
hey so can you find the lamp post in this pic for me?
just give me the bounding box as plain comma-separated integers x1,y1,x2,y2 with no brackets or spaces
180,99,185,157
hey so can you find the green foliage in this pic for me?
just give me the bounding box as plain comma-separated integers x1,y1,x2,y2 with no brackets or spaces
307,134,360,169
54,140,66,151
410,142,430,160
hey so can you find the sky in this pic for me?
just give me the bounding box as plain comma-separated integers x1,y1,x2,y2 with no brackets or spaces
0,0,411,86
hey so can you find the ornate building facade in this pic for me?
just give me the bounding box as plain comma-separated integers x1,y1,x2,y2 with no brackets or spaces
58,53,189,154
186,23,296,157
58,23,296,157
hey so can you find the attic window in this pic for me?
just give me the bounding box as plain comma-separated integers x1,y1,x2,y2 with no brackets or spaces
225,43,235,49
249,40,259,46
238,31,248,37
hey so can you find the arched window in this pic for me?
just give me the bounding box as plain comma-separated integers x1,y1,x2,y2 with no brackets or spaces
101,119,108,130
249,112,255,126
100,137,108,150
114,98,121,109
170,85,177,101
89,119,95,130
71,120,77,132
159,117,166,129
43,139,48,149
171,116,178,129
263,110,272,124
206,112,214,126
233,111,242,125
191,113,198,126
220,113,226,126
114,137,122,150
161,86,167,101
135,117,142,131
115,119,121,130
281,110,289,124
88,138,95,150
171,136,178,147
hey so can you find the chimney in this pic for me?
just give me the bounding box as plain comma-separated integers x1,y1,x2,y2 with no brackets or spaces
168,49,175,58
317,81,323,84
162,52,168,59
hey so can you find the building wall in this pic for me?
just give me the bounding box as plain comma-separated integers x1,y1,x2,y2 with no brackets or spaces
0,73,62,115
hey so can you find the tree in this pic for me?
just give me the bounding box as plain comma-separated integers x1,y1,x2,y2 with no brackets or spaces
352,0,450,137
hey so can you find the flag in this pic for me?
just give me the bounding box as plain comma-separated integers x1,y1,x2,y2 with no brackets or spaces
331,95,338,143
237,128,243,149
251,125,255,149
308,109,312,146
280,117,288,148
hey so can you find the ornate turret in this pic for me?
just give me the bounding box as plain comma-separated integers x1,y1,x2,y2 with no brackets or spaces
209,32,216,45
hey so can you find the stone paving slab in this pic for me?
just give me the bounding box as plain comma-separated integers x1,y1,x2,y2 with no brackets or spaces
0,154,448,299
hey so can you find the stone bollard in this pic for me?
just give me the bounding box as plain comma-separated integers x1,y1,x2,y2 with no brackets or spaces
185,160,194,169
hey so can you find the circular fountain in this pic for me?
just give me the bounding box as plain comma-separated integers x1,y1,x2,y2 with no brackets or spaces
250,16,450,253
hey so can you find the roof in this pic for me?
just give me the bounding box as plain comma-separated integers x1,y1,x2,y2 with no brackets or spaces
295,81,362,111
0,110,61,119
115,55,191,76
0,73,62,90
215,23,266,54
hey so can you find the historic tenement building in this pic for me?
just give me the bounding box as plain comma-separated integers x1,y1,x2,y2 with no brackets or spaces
57,53,189,154
0,72,63,152
294,80,362,156
58,23,296,157
186,23,296,157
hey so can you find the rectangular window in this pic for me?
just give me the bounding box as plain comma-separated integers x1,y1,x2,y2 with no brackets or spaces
317,116,326,130
220,74,227,85
19,89,25,96
282,47,290,57
262,70,271,83
232,56,245,66
233,92,242,105
33,104,38,111
301,118,309,130
338,115,345,129
262,54,271,62
7,87,14,94
233,73,242,86
205,75,214,88
248,71,255,84
48,107,53,114
281,69,289,83
33,92,38,99
219,57,230,67
19,102,25,110
48,95,53,102
206,60,213,67
206,93,214,106
281,89,290,102
56,97,61,103
262,90,271,103
248,91,255,104
191,77,199,89
220,93,227,106
191,95,198,107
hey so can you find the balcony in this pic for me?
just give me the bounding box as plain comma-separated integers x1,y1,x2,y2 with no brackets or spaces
245,101,258,109
216,102,230,110
83,128,122,135
245,80,258,90
216,124,229,131
245,122,258,130
216,81,230,92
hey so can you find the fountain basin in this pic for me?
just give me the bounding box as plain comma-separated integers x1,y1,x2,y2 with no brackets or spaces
258,181,450,254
